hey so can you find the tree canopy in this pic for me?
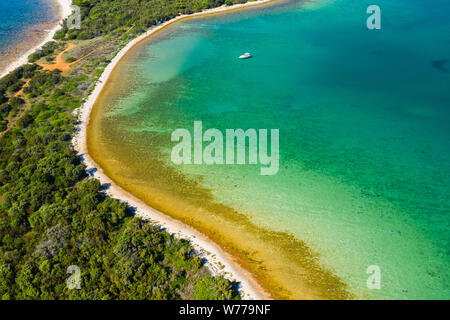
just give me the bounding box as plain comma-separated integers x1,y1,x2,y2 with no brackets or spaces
0,0,246,300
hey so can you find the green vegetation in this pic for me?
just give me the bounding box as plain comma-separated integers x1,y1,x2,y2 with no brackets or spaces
28,42,61,63
56,0,248,39
193,277,237,300
0,65,38,94
0,0,248,300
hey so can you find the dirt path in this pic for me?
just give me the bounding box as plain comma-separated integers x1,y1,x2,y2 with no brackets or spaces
13,79,31,97
38,24,136,74
38,42,76,73
1,79,32,135
1,103,31,135
69,46,102,67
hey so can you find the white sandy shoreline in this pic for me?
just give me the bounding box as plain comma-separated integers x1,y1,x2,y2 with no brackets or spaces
73,1,273,300
0,0,73,79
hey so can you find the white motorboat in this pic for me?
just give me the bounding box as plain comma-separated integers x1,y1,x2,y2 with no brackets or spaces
239,52,252,59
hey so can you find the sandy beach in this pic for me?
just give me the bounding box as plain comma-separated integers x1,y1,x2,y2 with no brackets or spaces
73,1,274,300
0,0,73,79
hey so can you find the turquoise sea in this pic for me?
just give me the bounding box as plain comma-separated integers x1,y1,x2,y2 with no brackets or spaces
96,0,450,299
0,0,56,72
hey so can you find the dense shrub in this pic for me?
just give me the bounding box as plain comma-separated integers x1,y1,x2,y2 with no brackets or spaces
57,0,245,40
0,0,244,300
28,42,60,63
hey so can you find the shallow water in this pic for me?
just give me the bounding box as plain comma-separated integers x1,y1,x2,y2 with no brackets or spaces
90,0,450,299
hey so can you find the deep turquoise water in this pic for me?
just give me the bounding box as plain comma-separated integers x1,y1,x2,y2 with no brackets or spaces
99,0,450,299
